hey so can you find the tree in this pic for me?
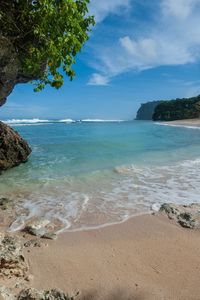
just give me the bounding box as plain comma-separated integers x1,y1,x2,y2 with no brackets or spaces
152,96,200,121
0,0,95,105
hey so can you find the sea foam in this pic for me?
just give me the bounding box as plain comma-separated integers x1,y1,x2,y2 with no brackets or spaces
7,157,200,233
4,118,50,124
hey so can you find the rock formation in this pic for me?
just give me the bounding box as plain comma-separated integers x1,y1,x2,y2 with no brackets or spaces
135,101,162,120
0,121,31,171
18,288,74,300
0,287,75,300
0,35,43,107
159,203,200,229
0,233,28,278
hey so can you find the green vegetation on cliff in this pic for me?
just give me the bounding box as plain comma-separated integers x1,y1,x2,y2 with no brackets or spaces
153,96,200,121
0,0,94,93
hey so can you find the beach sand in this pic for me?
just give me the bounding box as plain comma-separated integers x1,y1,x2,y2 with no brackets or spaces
162,118,200,127
22,214,200,300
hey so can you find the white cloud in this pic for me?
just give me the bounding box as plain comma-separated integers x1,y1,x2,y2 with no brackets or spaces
162,0,199,19
89,0,131,22
88,0,200,85
88,73,109,86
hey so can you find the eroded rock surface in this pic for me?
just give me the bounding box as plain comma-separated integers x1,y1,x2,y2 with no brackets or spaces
0,287,75,300
159,203,200,229
18,288,74,300
0,122,31,171
0,286,14,300
23,218,62,239
0,233,28,278
0,36,42,107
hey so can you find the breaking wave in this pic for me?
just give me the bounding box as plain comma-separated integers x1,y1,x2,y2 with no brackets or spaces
7,157,200,233
4,118,50,124
2,118,125,126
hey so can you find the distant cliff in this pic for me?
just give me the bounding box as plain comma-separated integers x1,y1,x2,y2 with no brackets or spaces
153,96,200,121
136,101,162,120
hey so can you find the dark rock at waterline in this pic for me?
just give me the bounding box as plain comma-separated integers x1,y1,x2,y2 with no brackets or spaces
159,203,200,229
0,121,31,171
24,219,53,237
23,218,64,239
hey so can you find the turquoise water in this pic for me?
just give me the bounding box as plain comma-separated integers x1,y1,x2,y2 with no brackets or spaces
1,120,200,232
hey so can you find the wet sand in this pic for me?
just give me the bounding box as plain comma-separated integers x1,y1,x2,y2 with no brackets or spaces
24,214,200,300
162,118,200,127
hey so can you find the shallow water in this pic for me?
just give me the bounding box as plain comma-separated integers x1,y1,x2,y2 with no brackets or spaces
1,119,200,232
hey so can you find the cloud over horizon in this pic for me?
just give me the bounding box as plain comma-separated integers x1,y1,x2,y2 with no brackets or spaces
88,0,200,85
89,0,131,23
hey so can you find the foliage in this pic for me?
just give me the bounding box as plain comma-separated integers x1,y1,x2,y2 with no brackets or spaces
0,0,95,91
153,96,200,121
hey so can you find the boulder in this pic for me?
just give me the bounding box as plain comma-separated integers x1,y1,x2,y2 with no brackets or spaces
24,219,51,237
23,218,63,239
0,121,31,171
159,203,200,229
0,233,28,278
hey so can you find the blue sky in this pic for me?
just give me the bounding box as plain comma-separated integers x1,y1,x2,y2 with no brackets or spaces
1,0,200,120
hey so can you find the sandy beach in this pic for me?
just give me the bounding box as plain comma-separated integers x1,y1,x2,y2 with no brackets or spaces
162,118,200,127
13,213,199,300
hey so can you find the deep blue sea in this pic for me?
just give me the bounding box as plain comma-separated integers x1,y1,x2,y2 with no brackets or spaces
1,119,200,232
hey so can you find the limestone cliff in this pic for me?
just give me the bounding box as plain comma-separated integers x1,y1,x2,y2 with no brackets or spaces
136,101,162,120
0,35,46,107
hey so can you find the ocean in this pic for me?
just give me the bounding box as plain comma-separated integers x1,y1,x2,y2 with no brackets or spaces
1,119,200,233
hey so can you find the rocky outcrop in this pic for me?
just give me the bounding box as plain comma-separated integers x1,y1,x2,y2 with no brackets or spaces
0,36,33,171
18,288,75,300
159,203,200,229
136,101,162,120
0,36,43,107
0,233,28,278
23,218,63,240
0,287,76,300
0,121,31,171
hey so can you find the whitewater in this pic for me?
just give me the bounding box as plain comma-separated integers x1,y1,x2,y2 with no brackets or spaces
1,120,200,233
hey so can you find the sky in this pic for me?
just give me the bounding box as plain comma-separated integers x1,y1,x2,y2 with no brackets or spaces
1,0,200,120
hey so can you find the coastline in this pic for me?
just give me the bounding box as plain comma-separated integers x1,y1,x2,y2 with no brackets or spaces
160,118,200,127
10,213,200,300
1,120,200,299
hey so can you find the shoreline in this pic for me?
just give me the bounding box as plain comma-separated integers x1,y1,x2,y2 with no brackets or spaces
1,211,200,300
1,119,200,299
158,118,200,128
